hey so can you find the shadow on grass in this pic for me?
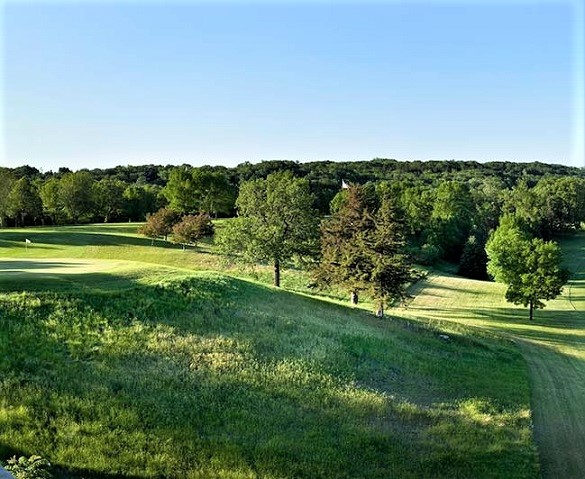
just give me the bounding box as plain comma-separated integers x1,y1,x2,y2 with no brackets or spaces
0,260,94,272
0,231,180,249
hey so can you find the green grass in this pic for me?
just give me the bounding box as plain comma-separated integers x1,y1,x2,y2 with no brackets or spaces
0,224,540,478
397,231,585,478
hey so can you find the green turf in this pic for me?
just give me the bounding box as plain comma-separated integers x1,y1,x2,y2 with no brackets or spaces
397,231,585,478
0,224,539,478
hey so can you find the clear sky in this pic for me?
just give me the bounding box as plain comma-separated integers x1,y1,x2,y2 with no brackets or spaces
1,0,583,171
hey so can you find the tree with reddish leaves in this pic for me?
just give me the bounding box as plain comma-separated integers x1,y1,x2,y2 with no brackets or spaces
139,207,180,244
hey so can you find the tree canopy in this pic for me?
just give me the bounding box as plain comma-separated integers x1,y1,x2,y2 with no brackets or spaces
486,215,569,320
217,171,319,287
317,185,412,316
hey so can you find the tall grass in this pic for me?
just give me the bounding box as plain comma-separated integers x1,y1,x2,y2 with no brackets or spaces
0,270,538,478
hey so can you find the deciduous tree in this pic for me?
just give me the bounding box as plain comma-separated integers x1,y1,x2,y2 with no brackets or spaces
486,215,569,320
7,177,42,226
139,207,180,243
217,171,319,287
58,171,94,223
172,214,214,249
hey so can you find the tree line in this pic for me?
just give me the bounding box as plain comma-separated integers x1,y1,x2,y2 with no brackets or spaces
1,158,583,318
1,159,584,226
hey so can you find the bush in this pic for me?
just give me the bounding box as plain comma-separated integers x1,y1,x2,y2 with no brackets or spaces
172,213,214,248
4,455,52,479
138,207,181,242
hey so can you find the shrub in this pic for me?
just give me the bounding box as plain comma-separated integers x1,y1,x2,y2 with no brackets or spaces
4,455,52,479
172,213,214,249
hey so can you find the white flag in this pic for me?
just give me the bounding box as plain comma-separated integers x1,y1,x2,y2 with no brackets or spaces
25,238,32,244
341,179,349,189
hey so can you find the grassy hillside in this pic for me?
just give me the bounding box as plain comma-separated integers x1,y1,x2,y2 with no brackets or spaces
0,226,539,478
398,231,585,478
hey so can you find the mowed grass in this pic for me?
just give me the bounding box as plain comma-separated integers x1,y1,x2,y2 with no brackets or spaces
0,223,313,293
0,225,539,478
398,231,585,478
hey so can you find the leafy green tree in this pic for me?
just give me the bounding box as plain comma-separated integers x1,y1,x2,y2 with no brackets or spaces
162,167,235,216
39,177,62,225
318,185,412,316
428,181,473,261
172,214,214,249
123,184,163,221
486,215,569,320
162,167,199,213
217,171,319,287
0,168,16,227
93,178,126,222
193,169,235,217
58,171,94,223
7,177,42,226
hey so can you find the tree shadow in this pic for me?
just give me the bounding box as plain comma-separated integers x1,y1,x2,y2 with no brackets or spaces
0,231,180,249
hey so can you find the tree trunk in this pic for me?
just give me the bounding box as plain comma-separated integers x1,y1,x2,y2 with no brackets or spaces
350,291,359,305
529,299,534,321
274,259,280,288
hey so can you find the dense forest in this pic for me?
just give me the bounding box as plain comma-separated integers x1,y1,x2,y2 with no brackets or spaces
1,158,584,222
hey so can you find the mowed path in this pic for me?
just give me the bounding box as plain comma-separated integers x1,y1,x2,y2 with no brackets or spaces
403,232,585,478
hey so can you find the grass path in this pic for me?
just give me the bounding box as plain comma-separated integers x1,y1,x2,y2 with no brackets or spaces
400,232,585,478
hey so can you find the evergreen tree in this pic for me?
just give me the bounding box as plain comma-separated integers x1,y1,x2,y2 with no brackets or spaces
317,185,412,316
457,234,488,280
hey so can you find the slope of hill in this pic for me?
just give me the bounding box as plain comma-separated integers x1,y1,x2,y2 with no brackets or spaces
0,247,538,477
398,230,585,478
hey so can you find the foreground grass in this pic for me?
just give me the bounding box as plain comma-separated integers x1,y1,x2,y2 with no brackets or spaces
0,266,537,477
397,231,585,478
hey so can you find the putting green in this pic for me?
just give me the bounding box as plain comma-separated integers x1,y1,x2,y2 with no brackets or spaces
0,258,124,275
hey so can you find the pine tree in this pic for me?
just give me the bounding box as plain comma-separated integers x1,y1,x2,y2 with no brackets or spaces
317,185,412,316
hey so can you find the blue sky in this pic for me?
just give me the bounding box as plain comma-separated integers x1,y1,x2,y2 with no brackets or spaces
1,0,583,170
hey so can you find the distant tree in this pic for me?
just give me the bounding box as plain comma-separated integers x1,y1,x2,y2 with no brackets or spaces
193,169,235,217
139,207,180,243
7,177,42,226
486,215,569,320
123,184,164,221
217,171,319,287
162,167,199,213
317,185,412,316
457,234,488,280
58,171,94,223
163,167,235,216
172,214,214,249
39,177,62,225
0,168,16,227
470,177,507,236
428,181,473,261
93,178,126,222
